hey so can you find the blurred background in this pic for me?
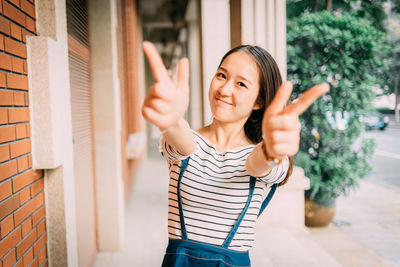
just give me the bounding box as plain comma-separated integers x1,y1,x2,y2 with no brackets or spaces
0,0,399,266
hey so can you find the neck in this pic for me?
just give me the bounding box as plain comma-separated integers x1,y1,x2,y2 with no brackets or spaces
207,118,250,151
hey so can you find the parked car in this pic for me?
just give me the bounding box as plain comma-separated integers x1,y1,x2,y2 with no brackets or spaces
359,110,389,131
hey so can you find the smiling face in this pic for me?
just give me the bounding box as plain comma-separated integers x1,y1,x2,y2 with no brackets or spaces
209,51,262,124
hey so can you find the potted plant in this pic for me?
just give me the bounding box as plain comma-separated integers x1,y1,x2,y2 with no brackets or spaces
287,11,389,226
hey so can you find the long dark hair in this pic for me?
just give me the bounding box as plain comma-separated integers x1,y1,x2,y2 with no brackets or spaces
218,45,293,185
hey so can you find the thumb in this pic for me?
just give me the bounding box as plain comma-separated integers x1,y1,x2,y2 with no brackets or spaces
265,81,293,116
176,58,189,89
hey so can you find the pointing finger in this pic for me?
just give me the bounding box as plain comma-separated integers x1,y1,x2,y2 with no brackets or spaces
266,81,293,116
176,58,189,89
284,83,329,115
142,41,169,82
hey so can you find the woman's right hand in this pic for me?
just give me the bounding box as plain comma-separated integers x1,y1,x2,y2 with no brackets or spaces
142,41,190,131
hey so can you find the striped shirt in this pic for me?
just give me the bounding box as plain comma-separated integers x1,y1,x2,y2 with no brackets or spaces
159,131,289,251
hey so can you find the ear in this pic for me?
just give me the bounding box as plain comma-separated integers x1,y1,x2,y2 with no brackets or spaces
252,99,264,110
253,103,263,110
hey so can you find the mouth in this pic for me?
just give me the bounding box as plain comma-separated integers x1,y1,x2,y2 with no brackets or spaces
216,98,232,106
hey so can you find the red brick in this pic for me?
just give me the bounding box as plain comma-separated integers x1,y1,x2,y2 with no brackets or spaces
0,143,10,162
2,248,17,267
17,155,28,172
12,169,33,192
21,29,32,43
0,159,17,182
38,246,46,266
25,17,35,33
0,194,19,221
21,217,31,237
0,35,4,51
22,60,27,74
0,214,14,238
24,92,28,106
0,72,5,87
30,179,42,197
9,0,20,7
0,90,13,105
10,22,22,41
0,227,21,259
0,0,3,14
4,37,26,58
27,154,31,168
31,205,44,227
33,232,46,257
15,124,27,139
20,0,35,19
22,247,33,266
15,259,23,267
3,1,25,27
13,198,36,226
30,256,39,267
0,179,12,201
10,138,30,158
19,186,30,204
0,109,8,124
8,108,29,123
0,16,10,35
17,228,36,259
12,57,24,73
0,125,15,143
32,169,42,180
14,91,26,107
36,219,45,236
0,53,12,71
6,73,28,90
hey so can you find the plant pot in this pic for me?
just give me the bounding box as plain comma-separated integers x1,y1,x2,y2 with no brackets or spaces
305,197,335,227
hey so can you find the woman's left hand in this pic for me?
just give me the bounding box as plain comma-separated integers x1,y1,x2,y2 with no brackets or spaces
262,81,329,159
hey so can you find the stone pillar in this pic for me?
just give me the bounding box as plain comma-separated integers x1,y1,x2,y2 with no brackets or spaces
186,0,203,129
200,0,231,124
89,0,125,250
29,0,78,265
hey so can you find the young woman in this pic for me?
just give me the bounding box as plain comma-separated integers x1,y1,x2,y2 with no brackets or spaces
142,41,328,267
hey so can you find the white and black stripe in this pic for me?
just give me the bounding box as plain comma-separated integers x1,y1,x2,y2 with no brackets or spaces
160,131,289,251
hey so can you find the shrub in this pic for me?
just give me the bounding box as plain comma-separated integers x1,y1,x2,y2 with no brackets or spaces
287,11,389,206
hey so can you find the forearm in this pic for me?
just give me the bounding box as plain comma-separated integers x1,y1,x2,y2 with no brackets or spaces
163,117,196,156
245,142,275,177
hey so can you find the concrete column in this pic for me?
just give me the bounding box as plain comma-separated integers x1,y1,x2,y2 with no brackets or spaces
29,1,78,266
274,0,287,80
254,0,267,48
200,0,231,124
241,0,254,45
186,0,203,129
89,0,125,250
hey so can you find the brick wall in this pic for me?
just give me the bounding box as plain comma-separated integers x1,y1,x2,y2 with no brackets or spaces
0,0,48,266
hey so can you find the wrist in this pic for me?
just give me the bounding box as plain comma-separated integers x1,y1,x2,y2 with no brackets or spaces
160,118,184,134
261,141,285,165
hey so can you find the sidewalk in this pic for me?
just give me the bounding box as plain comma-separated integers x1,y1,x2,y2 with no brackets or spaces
93,157,395,267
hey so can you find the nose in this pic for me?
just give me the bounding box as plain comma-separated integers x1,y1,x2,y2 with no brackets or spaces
217,81,233,96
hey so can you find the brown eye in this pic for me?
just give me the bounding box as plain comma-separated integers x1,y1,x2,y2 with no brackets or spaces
217,72,226,79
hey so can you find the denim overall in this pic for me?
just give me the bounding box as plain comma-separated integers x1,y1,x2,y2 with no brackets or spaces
161,157,278,267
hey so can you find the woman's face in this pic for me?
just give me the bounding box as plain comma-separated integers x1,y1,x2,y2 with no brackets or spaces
209,51,262,123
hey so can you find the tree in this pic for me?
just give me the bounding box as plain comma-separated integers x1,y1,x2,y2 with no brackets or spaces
288,0,400,120
384,3,400,121
287,12,390,206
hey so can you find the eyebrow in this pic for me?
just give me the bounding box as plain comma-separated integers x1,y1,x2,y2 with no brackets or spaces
219,67,253,85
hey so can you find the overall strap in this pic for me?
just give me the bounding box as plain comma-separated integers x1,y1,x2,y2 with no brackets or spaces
221,177,256,248
177,157,190,240
257,183,278,217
